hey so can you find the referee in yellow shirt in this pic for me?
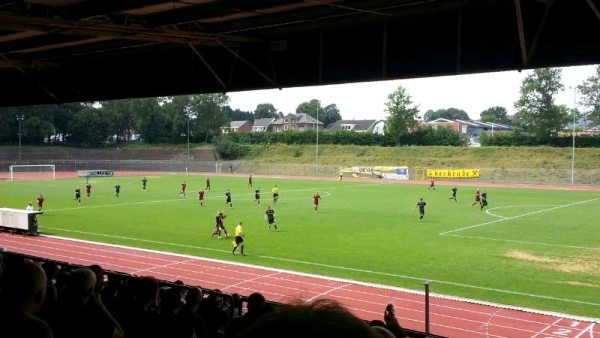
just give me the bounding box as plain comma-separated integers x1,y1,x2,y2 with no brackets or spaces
232,221,246,256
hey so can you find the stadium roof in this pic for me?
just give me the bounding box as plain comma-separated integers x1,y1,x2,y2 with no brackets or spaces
1,0,599,108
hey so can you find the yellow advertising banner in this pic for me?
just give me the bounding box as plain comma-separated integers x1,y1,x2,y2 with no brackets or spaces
426,169,480,178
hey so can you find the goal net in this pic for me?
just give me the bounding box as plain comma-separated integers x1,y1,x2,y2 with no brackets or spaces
9,164,56,181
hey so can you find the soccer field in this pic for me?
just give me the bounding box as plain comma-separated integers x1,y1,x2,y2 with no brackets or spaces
1,174,599,318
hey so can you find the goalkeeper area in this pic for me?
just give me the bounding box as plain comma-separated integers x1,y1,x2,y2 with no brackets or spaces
8,165,56,181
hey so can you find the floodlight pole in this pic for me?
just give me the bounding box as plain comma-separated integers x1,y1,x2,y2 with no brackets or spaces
16,115,24,161
315,105,319,176
187,115,191,159
570,87,576,186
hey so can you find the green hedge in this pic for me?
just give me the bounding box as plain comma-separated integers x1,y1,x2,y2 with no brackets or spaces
480,131,600,147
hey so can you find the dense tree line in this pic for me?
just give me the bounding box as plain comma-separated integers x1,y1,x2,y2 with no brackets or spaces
1,66,598,149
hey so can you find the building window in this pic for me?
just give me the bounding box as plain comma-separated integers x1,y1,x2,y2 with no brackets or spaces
284,125,288,131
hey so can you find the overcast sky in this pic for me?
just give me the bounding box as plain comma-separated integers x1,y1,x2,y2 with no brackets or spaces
227,64,598,121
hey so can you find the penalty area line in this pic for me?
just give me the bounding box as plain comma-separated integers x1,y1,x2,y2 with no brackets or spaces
440,198,599,236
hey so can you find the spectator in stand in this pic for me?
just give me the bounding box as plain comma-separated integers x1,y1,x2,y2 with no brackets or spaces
39,261,59,320
369,303,407,338
47,267,124,338
88,264,106,293
199,292,230,338
179,287,209,338
155,287,190,338
225,292,269,338
114,276,160,338
239,299,376,338
0,261,54,338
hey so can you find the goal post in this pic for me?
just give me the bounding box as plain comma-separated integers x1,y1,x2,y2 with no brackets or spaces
9,164,56,181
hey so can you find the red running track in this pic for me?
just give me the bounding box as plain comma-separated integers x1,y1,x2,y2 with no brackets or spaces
0,233,597,338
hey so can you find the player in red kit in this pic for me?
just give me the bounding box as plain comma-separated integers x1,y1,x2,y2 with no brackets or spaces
198,189,205,206
471,189,481,207
313,192,321,213
85,183,92,198
36,194,44,211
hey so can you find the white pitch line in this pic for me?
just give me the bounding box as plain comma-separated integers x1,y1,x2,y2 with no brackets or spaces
443,234,600,251
44,185,350,212
38,226,600,308
440,198,599,235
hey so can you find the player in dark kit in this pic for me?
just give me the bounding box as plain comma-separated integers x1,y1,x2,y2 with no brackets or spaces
180,181,187,197
254,188,261,205
225,189,233,208
413,198,427,220
37,194,44,211
206,178,211,191
75,188,81,204
449,186,457,202
265,206,278,231
115,184,121,198
198,189,205,206
248,174,253,188
427,180,435,191
142,177,147,191
480,191,488,210
85,183,92,198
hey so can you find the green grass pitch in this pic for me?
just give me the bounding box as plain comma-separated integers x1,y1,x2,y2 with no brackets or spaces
1,174,599,318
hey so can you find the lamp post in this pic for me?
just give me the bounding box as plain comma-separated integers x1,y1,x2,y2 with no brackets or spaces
570,87,577,186
315,105,319,176
187,115,190,159
16,115,24,161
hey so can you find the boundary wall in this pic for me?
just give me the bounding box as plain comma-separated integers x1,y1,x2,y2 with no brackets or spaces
2,160,599,186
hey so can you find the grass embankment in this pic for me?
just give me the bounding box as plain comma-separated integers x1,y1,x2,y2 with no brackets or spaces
242,144,600,169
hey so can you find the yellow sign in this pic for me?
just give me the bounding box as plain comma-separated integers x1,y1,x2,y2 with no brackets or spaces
426,169,480,178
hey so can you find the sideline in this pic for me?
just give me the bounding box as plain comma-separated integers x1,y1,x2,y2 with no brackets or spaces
37,226,600,309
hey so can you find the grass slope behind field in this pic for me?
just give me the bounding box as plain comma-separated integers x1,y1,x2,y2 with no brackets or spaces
242,144,600,169
1,174,599,318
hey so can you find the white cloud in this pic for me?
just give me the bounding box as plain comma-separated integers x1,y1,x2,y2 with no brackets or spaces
227,64,597,121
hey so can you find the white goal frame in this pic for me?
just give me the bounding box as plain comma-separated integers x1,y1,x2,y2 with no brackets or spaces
9,164,56,181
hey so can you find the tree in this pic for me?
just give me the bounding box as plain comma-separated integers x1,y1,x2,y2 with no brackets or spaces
254,103,278,119
514,68,570,139
423,108,470,122
578,65,600,127
320,104,342,127
480,106,511,124
131,98,167,143
296,100,340,127
223,106,253,122
188,94,230,142
69,107,111,147
296,99,322,117
101,99,136,143
384,85,420,145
